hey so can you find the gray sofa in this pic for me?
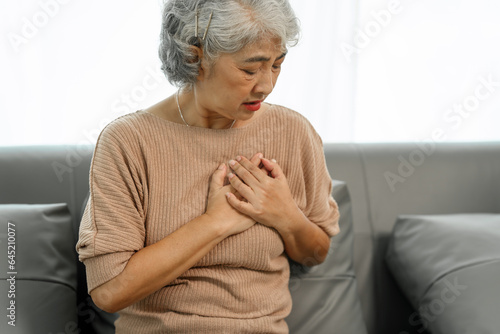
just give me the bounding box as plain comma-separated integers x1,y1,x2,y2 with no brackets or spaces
1,142,499,334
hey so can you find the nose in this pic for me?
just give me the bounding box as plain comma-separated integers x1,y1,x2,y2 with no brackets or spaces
254,69,275,96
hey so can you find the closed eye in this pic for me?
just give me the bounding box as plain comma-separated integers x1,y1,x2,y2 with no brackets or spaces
243,69,256,75
272,58,285,70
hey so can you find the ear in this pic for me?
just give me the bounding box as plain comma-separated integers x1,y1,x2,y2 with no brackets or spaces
188,45,206,81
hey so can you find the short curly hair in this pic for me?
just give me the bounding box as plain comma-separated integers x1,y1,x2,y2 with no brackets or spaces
159,0,300,90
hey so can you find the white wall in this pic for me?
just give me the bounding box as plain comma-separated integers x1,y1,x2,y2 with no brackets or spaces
1,0,499,145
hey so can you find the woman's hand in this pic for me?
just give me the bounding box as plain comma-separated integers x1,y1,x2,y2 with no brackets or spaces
225,154,332,266
225,155,298,231
205,153,265,237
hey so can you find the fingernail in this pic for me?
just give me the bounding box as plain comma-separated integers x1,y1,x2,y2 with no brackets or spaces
258,153,263,159
229,160,236,167
228,173,234,179
218,163,225,170
236,156,242,162
225,192,231,199
271,159,277,163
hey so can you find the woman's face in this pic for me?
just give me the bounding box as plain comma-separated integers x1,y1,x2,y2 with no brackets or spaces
195,37,286,122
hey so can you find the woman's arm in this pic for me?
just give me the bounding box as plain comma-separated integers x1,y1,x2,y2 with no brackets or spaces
271,201,333,266
90,162,255,313
226,155,339,265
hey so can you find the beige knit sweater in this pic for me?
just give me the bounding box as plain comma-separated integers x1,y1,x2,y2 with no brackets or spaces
76,104,339,333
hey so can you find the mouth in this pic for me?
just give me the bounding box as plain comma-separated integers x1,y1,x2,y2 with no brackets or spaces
242,100,263,112
243,99,264,105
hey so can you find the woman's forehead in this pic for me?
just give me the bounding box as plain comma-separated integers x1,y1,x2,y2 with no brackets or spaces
231,38,286,62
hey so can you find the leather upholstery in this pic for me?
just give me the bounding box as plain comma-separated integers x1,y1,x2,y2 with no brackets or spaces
0,146,116,334
324,142,500,333
386,214,500,334
0,204,77,333
287,181,367,333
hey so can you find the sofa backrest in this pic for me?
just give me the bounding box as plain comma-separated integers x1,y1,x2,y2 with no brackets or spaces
325,142,500,334
0,145,93,242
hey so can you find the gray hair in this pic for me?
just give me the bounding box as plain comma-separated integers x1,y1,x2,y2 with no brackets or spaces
159,0,300,90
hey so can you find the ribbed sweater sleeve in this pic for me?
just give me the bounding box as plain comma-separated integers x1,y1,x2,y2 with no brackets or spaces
299,120,340,237
77,117,147,292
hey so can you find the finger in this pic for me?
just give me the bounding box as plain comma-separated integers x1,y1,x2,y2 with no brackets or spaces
225,192,254,217
228,172,256,202
260,157,276,177
249,153,263,166
234,191,245,201
261,158,283,179
250,153,269,174
230,156,267,184
227,184,245,201
222,184,237,194
210,163,227,190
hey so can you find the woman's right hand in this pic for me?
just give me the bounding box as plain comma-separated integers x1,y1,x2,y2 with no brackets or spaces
205,162,256,237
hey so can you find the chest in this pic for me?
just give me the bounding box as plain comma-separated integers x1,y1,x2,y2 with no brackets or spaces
139,138,308,267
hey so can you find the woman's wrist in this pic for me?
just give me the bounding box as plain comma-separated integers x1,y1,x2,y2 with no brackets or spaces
200,213,231,240
272,203,305,239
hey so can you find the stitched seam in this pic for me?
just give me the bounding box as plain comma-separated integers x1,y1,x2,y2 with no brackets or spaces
289,274,357,280
418,258,500,303
9,277,77,293
357,144,375,239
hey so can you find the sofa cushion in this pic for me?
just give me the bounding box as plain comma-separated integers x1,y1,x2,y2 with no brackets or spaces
386,214,500,334
0,203,78,333
286,180,368,334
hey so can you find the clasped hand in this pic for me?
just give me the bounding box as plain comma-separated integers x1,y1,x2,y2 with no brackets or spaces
225,154,297,231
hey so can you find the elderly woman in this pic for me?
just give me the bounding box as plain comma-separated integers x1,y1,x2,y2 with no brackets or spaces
77,0,339,333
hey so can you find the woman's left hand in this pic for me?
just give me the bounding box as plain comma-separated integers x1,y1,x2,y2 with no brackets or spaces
226,154,298,231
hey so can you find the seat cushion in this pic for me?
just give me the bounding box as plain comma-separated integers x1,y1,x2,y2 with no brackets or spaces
286,180,368,334
0,203,78,333
386,214,500,334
